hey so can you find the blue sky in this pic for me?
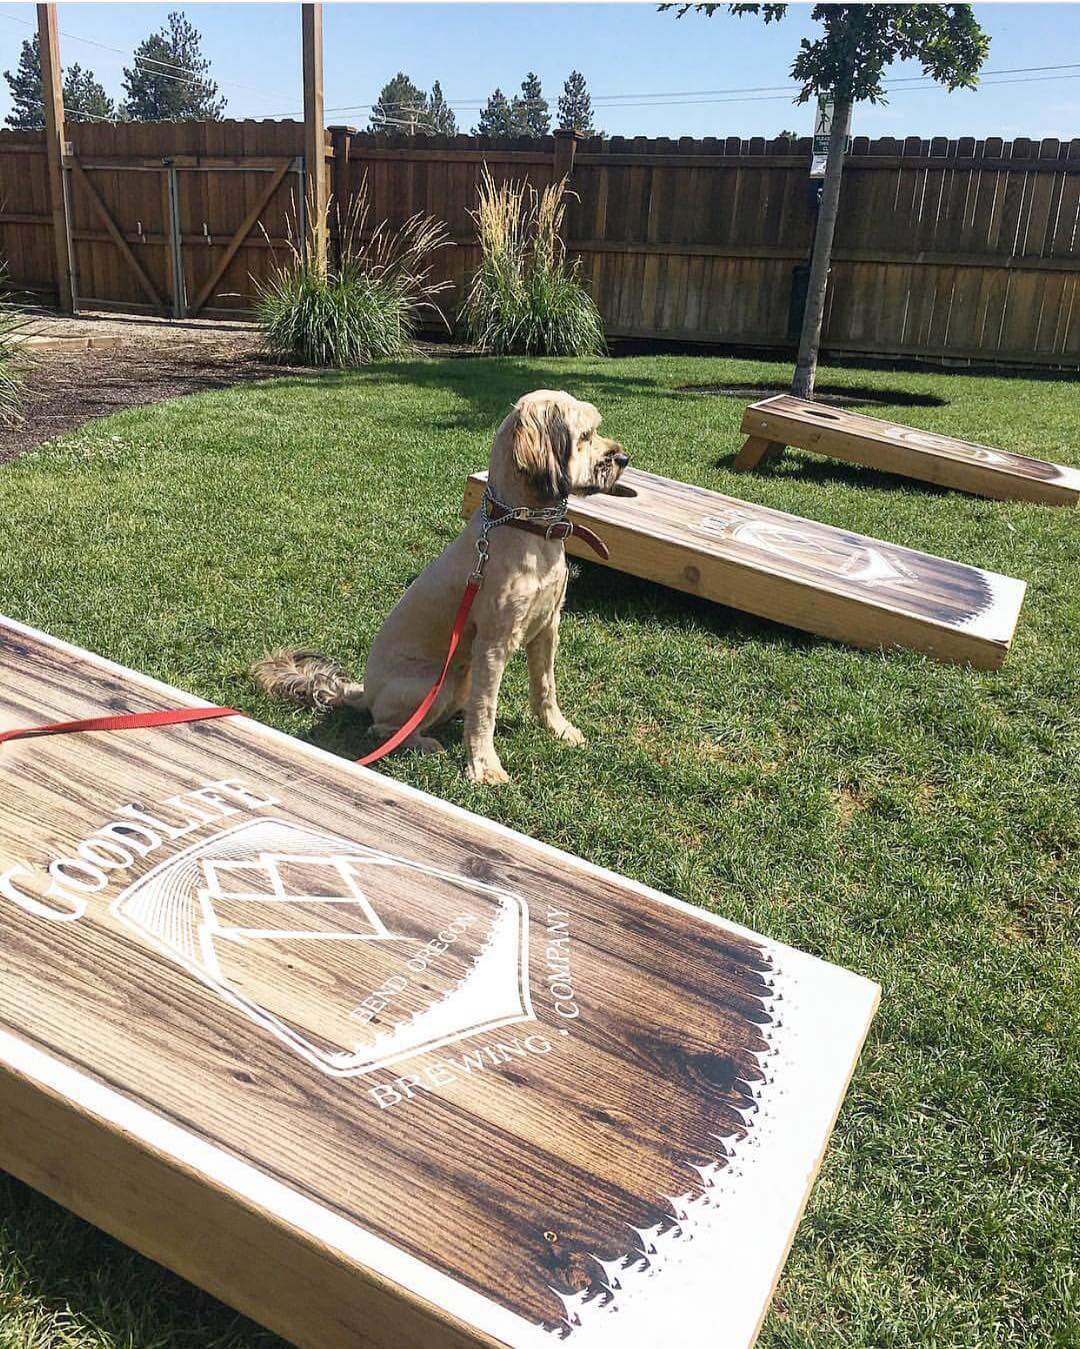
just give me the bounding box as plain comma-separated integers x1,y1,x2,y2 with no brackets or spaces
1,3,1078,140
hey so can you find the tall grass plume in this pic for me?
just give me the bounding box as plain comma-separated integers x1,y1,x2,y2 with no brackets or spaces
462,170,605,357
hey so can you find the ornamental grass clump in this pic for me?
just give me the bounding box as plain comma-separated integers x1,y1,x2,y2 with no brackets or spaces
462,169,605,357
0,264,24,424
255,184,451,367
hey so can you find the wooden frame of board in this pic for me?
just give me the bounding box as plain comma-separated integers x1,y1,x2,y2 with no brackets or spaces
733,395,1080,506
0,613,878,1349
462,469,1026,669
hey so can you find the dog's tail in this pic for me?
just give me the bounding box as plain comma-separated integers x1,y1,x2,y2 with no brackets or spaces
250,648,365,712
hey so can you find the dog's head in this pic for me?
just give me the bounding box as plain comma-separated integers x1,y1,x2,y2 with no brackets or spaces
493,390,629,501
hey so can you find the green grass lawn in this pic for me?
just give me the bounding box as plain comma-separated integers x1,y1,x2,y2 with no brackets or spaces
0,354,1077,1348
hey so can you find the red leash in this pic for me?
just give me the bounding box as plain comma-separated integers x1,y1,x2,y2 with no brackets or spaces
0,704,240,747
0,580,482,768
354,576,480,765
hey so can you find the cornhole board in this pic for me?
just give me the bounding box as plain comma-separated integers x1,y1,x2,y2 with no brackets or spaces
734,395,1080,507
461,469,1026,670
0,612,878,1349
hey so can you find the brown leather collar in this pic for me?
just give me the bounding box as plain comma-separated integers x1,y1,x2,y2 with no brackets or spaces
483,494,610,561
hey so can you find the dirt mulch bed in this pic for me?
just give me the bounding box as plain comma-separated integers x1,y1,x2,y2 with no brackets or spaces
0,336,313,465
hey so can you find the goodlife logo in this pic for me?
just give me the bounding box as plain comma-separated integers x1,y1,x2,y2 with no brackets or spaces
111,818,534,1077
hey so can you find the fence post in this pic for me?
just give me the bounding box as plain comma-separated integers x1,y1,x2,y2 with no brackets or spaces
327,124,355,267
301,2,327,273
552,129,582,253
36,3,73,312
552,128,581,183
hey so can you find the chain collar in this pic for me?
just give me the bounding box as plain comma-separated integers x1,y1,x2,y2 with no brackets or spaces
471,485,572,586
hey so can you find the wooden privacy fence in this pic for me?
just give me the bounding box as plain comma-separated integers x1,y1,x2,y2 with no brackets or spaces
1,121,1078,367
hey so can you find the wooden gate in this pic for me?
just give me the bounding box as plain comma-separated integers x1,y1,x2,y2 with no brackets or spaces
65,155,175,316
172,155,304,317
64,151,302,318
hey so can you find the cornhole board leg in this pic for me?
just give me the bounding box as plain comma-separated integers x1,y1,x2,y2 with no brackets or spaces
0,612,879,1349
733,436,787,471
739,395,1080,506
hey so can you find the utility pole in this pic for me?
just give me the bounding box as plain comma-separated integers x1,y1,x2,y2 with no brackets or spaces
37,3,73,312
302,3,327,274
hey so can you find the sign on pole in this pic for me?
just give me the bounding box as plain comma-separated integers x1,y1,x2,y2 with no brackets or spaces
810,96,851,177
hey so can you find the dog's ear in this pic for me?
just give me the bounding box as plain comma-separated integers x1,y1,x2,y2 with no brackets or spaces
511,401,571,499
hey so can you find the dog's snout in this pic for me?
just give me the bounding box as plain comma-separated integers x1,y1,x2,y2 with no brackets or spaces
613,449,629,468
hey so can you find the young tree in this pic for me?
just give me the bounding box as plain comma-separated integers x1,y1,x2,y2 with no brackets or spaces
474,88,515,137
668,4,988,398
369,72,429,134
122,11,225,121
557,70,595,134
519,71,550,137
428,80,457,135
4,36,115,128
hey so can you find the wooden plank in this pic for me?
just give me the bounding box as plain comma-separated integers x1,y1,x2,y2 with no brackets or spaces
567,240,1080,272
462,470,1027,669
302,3,327,271
739,395,1080,507
0,613,877,1349
36,4,71,311
69,161,167,313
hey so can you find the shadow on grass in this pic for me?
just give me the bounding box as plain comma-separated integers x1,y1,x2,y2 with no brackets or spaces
715,445,953,497
563,558,826,654
343,358,688,427
0,1175,280,1348
681,380,949,409
304,701,472,763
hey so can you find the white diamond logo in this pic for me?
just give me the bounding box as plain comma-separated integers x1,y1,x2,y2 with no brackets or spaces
112,818,533,1076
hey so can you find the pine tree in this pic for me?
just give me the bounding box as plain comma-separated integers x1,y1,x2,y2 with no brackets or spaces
63,64,115,123
519,72,550,137
369,72,429,134
427,81,457,136
4,37,43,129
4,36,115,129
557,70,595,134
121,11,225,122
474,88,515,137
509,95,532,138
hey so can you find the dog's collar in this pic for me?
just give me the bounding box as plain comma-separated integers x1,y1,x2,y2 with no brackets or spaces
481,487,610,560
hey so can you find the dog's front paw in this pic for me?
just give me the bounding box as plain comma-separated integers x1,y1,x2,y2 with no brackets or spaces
553,721,585,747
466,756,510,785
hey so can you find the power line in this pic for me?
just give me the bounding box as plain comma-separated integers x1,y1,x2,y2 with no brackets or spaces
0,8,266,96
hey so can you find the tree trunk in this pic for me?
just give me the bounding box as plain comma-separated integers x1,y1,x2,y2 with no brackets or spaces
792,97,852,400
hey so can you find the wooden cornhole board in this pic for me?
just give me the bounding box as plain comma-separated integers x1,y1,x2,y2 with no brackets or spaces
0,613,878,1349
461,469,1026,670
735,395,1080,507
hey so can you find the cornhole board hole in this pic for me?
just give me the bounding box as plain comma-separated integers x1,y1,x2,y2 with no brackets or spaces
0,613,878,1349
734,395,1080,507
461,470,1026,670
